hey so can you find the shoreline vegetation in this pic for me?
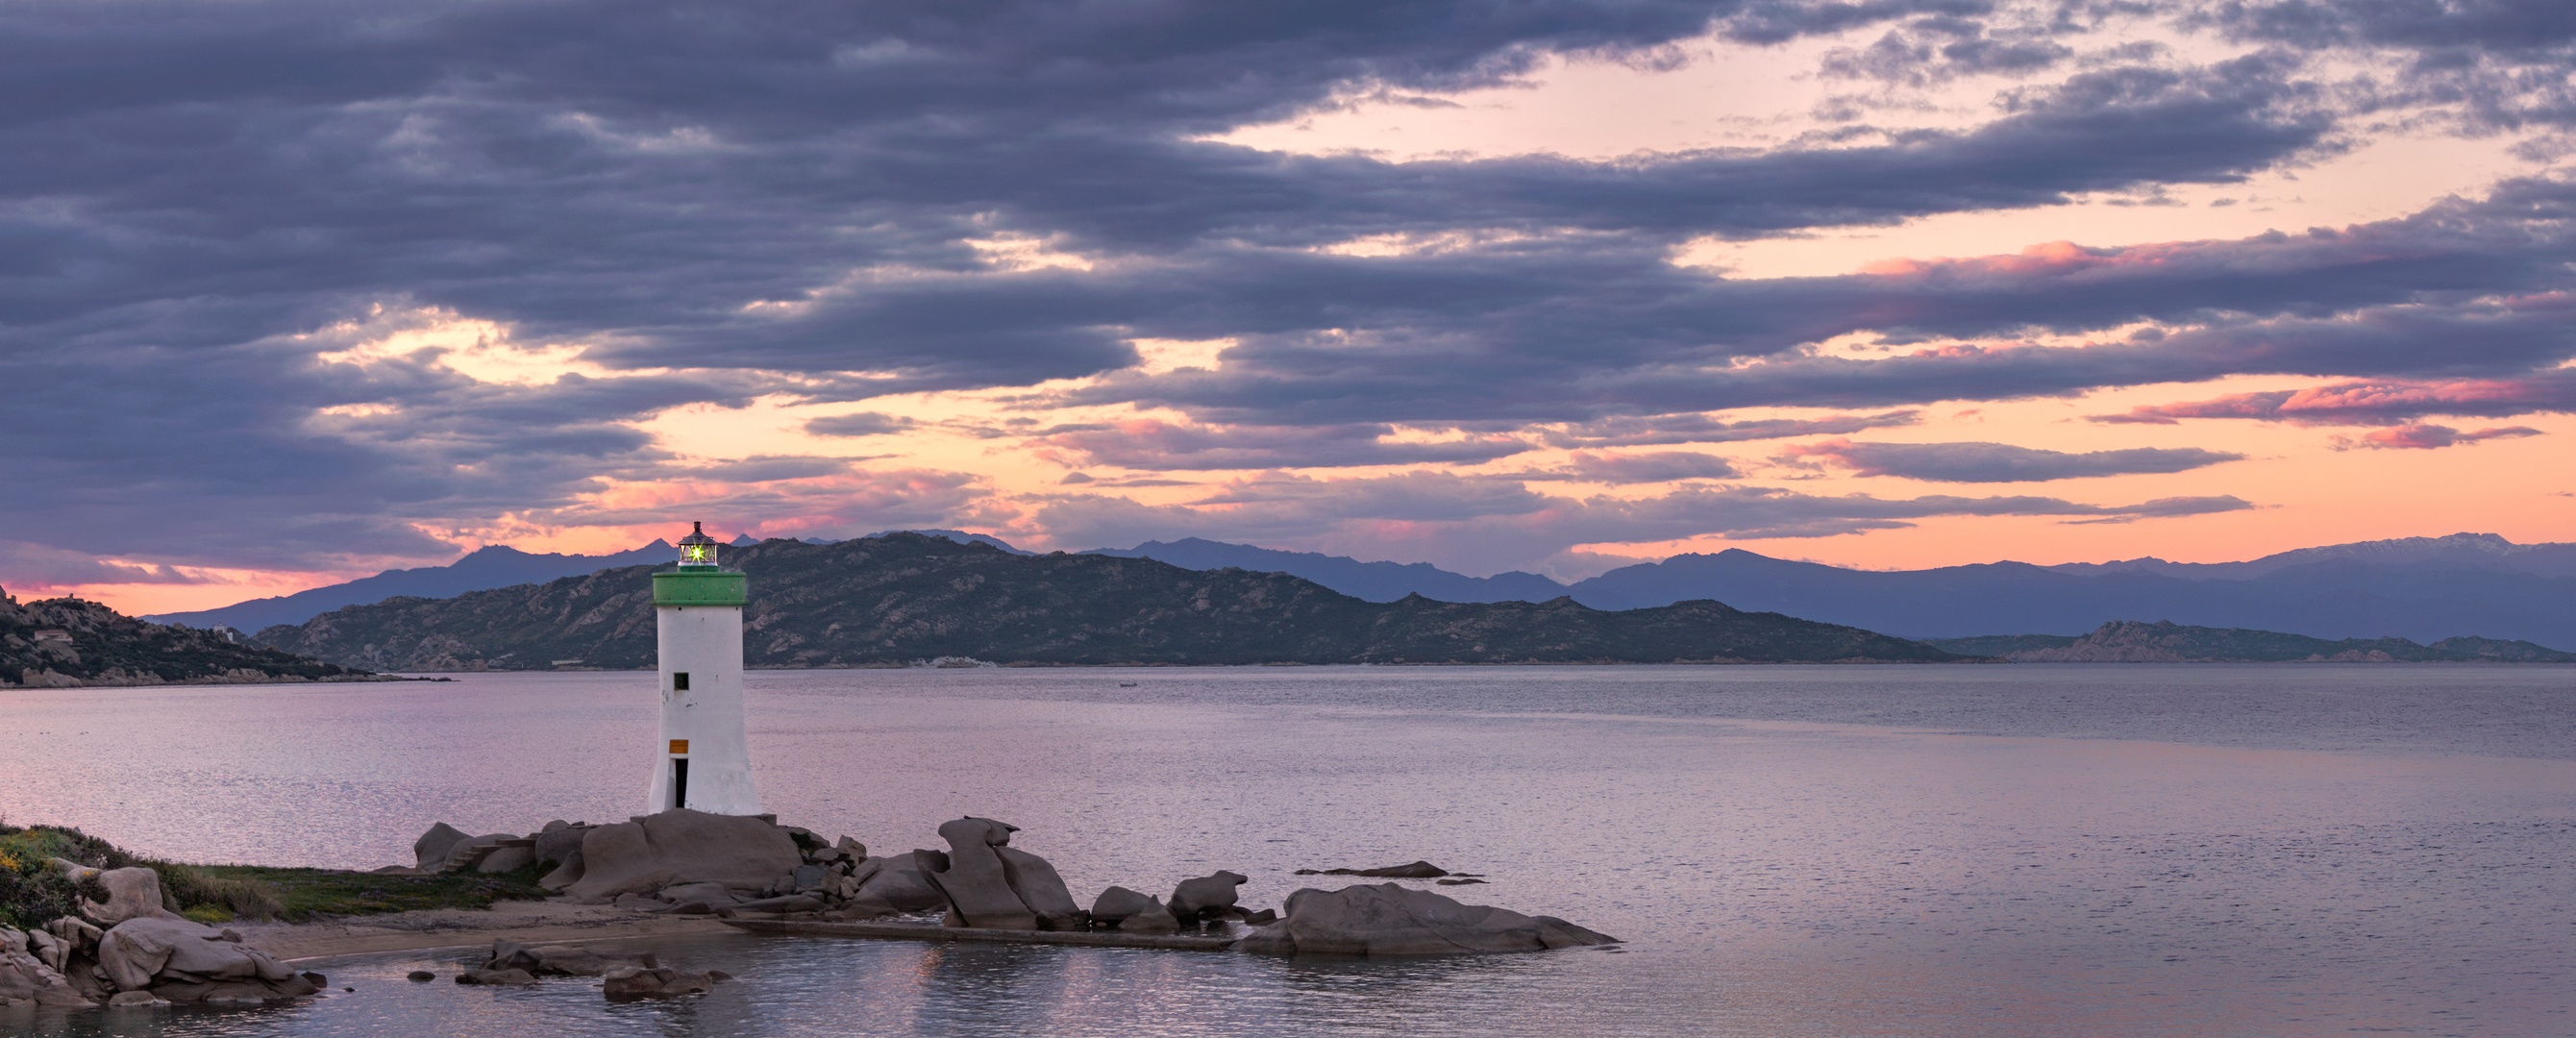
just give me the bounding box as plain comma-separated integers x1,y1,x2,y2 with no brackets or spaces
0,823,553,932
1,589,431,690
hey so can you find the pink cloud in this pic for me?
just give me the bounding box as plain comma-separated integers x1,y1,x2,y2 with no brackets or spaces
2331,424,2544,450
2093,370,2576,427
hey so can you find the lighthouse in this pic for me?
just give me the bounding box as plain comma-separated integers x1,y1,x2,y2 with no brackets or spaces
646,522,761,816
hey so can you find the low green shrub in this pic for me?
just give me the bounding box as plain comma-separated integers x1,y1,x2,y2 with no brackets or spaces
0,821,284,928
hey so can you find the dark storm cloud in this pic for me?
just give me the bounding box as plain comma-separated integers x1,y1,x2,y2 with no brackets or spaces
1518,451,1747,482
0,0,2560,579
1036,420,1533,470
1539,410,1923,446
1779,438,2244,481
1073,176,2576,425
1029,471,2250,569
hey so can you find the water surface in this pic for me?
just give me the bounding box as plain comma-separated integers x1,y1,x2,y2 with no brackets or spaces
1,664,2568,1036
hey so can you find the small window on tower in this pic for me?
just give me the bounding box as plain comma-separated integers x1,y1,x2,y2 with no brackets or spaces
673,672,690,691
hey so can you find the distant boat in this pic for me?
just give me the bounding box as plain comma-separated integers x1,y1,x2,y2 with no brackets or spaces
1118,681,1137,687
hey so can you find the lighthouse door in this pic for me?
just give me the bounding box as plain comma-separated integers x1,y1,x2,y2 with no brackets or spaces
671,758,689,810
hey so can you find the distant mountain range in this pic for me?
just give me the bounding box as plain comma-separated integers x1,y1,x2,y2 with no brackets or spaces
253,534,1968,669
158,530,2576,650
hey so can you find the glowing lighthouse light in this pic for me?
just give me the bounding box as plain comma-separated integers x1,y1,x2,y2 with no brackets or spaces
647,521,761,815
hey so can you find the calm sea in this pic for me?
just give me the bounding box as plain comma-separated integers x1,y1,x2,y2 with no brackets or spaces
2,664,2570,1037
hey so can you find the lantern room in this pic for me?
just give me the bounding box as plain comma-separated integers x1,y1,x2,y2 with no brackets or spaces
677,521,720,568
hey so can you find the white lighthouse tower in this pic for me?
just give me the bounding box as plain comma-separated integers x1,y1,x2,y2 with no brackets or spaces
645,522,761,815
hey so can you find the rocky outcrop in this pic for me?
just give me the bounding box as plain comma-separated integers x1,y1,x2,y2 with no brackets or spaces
1168,871,1248,922
0,588,375,687
412,823,474,872
483,940,656,977
1,925,97,1008
1088,887,1178,933
1232,883,1618,956
560,810,805,902
1294,860,1450,878
918,818,1038,930
602,966,722,1000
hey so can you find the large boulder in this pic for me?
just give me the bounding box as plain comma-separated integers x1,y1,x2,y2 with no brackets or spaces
440,833,517,873
533,821,586,864
411,823,473,871
484,939,655,977
846,855,947,913
916,818,1036,929
97,917,297,992
1089,887,1177,932
1168,871,1248,921
602,965,718,1000
996,848,1084,930
1232,883,1619,956
2,929,94,1008
82,867,184,927
560,809,804,902
476,843,537,874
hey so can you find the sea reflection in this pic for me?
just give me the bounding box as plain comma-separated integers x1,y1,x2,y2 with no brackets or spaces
2,665,2569,1036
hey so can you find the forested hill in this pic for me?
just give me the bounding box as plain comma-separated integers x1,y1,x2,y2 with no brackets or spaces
252,533,1974,670
2,589,374,687
1925,620,2576,662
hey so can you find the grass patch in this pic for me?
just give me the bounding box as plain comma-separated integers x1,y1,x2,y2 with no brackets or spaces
4,821,543,928
194,864,552,922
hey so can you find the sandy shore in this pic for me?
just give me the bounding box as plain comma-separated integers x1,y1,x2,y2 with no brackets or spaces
234,900,733,962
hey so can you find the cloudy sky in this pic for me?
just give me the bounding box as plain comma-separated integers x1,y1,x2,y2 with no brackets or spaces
9,0,2576,614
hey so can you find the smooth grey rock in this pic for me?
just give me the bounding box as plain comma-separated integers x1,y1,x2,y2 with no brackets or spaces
485,940,653,976
562,809,804,902
97,917,295,992
1168,871,1248,921
411,823,473,872
1231,883,1621,956
723,893,828,914
845,854,945,912
107,989,168,1006
44,917,104,956
603,966,715,999
996,847,1084,930
792,864,826,891
1294,860,1449,878
0,961,37,1001
440,833,515,873
917,818,1036,930
1121,898,1179,934
533,824,590,869
81,867,184,927
835,836,867,859
1088,885,1157,923
477,845,537,874
539,847,586,891
407,971,435,982
656,881,738,906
